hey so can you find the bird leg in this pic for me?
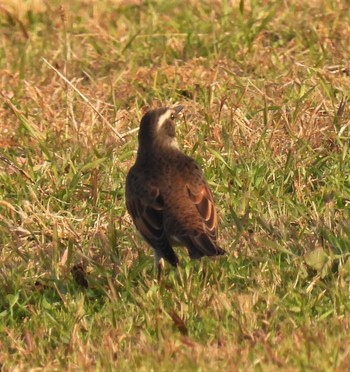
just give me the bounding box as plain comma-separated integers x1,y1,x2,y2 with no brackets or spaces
156,255,165,282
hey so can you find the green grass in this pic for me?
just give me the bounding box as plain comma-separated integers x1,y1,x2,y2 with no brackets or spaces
1,0,350,369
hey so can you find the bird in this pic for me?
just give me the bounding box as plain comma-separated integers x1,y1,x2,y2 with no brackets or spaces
125,106,225,277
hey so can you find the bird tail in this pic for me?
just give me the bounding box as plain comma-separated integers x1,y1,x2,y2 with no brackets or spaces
184,234,225,259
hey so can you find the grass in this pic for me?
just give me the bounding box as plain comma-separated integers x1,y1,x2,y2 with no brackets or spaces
1,0,350,369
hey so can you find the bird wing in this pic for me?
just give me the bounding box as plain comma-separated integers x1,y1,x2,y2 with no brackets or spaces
184,178,225,259
186,178,218,241
126,170,179,266
126,174,164,245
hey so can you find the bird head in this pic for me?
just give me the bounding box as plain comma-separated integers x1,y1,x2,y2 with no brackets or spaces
138,106,184,151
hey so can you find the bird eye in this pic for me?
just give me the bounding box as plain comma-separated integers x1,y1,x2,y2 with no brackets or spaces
171,114,175,120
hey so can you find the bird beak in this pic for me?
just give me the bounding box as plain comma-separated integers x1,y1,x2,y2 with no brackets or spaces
174,105,184,116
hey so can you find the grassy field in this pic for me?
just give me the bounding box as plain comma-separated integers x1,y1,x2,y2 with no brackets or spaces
1,0,350,370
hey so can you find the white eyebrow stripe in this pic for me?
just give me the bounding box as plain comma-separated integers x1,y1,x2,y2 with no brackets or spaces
157,110,172,130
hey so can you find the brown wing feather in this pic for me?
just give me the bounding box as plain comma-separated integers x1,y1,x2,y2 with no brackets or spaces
126,170,179,266
184,180,225,258
186,181,218,241
126,183,164,245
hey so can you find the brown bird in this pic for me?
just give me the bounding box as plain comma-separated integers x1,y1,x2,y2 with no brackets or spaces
125,106,225,275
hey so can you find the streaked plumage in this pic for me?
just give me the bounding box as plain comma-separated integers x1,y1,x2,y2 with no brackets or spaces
125,106,225,269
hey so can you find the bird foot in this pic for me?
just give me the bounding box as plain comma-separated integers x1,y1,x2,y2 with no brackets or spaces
157,258,165,282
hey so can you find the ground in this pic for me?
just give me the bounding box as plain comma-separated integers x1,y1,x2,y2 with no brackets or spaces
1,0,350,370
